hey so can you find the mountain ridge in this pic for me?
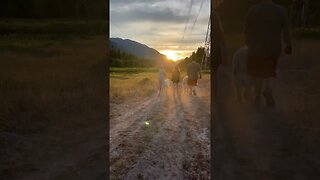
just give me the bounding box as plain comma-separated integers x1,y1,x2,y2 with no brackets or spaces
109,37,167,61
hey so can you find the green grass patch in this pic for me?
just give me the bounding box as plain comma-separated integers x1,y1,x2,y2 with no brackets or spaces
0,19,107,37
292,27,320,39
202,69,211,74
110,67,159,74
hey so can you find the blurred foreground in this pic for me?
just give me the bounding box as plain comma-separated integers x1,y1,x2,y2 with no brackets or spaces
0,20,108,179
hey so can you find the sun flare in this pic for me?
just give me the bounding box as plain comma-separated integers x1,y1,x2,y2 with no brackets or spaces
160,50,180,61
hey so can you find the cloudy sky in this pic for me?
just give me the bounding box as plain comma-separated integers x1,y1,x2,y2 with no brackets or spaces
110,0,210,60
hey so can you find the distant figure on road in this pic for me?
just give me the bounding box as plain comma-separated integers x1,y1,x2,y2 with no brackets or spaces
245,0,292,108
187,60,202,96
158,65,166,96
171,65,181,94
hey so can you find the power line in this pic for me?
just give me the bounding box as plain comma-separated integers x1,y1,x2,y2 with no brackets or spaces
201,18,211,69
204,18,210,46
187,0,205,39
181,0,195,42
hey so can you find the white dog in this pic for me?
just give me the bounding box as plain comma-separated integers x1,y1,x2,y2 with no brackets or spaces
182,76,189,93
164,78,172,88
232,46,254,102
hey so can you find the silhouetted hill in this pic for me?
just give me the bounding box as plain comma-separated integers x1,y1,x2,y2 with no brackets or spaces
109,38,167,61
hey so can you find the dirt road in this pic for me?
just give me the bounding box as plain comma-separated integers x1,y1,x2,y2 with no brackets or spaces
110,78,211,179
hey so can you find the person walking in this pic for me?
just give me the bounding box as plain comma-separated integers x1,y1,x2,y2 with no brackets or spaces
171,65,181,94
187,60,202,96
244,0,292,108
158,65,166,97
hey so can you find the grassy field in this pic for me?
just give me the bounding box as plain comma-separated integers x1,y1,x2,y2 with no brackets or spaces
110,70,158,103
110,67,210,103
0,36,107,133
0,20,107,178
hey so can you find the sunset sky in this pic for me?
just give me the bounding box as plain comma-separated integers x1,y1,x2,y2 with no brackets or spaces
110,0,210,61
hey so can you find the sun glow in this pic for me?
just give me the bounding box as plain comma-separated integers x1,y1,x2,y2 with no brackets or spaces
160,50,181,61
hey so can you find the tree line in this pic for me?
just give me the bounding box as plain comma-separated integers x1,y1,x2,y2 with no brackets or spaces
0,0,107,19
110,45,210,70
109,46,158,67
178,47,210,70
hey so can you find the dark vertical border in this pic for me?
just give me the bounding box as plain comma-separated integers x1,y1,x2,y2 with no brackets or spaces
106,0,110,178
210,0,214,179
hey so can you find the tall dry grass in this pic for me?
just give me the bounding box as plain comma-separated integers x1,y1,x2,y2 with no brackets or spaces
0,36,107,130
109,68,203,104
110,71,158,103
0,34,107,178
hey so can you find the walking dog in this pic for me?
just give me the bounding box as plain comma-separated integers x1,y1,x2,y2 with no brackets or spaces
232,46,254,102
182,76,189,94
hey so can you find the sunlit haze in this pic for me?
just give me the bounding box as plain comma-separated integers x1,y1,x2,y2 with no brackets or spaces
160,50,184,61
110,0,210,60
